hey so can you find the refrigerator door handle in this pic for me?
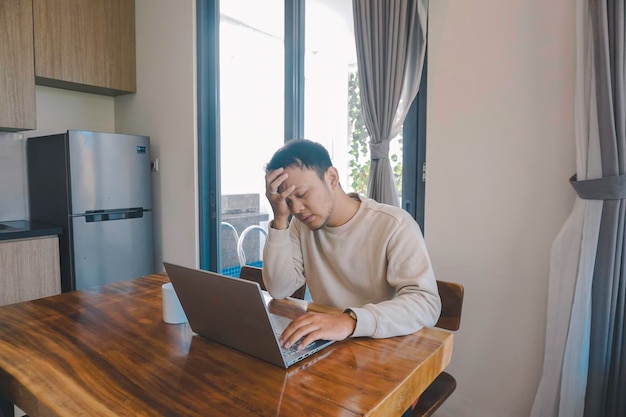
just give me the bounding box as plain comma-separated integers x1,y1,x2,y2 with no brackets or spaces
73,208,149,223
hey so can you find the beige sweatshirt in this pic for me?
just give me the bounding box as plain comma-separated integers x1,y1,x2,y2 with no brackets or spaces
262,196,441,338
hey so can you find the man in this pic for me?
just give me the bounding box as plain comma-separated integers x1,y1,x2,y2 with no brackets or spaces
262,139,441,352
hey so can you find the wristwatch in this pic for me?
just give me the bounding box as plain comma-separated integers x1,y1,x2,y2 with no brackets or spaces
344,308,357,321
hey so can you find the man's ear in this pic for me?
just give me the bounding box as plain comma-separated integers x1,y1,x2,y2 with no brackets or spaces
325,167,340,189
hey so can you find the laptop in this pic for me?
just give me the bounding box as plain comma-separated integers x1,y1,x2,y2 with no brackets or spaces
162,262,335,368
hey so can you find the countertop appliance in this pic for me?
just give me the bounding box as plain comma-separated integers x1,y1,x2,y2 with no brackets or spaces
27,130,155,292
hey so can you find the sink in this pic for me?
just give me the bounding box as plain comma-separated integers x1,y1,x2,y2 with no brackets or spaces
0,222,25,232
0,221,61,240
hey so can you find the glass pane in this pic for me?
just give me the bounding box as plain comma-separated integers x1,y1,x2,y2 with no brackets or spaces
219,1,284,276
304,0,402,200
303,0,355,191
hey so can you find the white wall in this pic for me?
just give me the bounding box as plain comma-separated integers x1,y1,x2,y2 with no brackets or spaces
0,132,30,221
29,86,115,137
427,1,576,416
115,0,198,270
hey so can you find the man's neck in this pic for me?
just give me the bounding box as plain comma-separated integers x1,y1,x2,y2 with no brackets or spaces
327,192,361,227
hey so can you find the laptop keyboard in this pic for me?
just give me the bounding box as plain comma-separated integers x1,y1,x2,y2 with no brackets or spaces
269,313,292,332
280,341,302,356
269,313,311,356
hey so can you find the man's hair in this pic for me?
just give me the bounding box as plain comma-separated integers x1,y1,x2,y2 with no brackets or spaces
265,139,332,180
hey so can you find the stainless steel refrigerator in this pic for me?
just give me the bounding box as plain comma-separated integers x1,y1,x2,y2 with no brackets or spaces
27,130,155,292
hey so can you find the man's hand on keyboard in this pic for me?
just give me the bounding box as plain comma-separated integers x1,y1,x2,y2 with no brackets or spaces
279,312,356,350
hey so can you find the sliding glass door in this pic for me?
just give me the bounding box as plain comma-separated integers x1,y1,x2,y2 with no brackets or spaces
217,1,284,275
198,0,425,273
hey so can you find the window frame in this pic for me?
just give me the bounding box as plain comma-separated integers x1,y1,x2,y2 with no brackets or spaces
402,51,428,232
197,0,221,271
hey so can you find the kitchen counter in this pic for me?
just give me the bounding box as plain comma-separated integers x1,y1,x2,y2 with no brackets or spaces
0,220,62,241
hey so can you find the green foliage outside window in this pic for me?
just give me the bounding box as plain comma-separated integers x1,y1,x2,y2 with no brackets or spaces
347,71,402,196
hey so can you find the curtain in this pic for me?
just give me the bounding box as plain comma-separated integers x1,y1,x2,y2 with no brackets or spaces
352,0,428,206
583,1,626,415
531,1,626,416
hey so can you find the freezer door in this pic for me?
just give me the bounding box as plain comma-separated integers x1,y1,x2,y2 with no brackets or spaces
72,210,155,289
68,130,152,214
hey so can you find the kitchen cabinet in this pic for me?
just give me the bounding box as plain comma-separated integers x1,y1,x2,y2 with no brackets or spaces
33,0,136,96
0,236,61,306
0,0,36,131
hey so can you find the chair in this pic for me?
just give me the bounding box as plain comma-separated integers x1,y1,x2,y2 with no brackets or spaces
236,225,267,267
239,265,306,300
412,280,464,417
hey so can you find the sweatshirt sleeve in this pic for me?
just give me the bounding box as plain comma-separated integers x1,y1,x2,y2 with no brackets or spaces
349,219,441,338
261,221,307,299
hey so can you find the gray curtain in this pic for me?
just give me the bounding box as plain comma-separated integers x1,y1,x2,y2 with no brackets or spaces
530,1,626,416
581,1,626,416
352,0,428,206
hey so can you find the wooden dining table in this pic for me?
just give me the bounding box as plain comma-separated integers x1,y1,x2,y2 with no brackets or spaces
0,273,453,417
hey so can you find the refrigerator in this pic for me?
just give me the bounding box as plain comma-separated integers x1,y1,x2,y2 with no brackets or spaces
27,130,155,292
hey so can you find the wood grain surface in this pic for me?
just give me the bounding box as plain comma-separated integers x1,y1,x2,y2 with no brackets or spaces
0,237,61,306
32,0,136,95
0,273,452,417
0,0,36,130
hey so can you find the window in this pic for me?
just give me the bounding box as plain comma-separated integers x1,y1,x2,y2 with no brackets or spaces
197,0,426,273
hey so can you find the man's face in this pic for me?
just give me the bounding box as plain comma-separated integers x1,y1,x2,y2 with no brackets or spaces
279,166,335,231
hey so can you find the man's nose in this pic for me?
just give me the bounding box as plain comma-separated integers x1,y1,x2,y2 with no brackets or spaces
291,200,305,213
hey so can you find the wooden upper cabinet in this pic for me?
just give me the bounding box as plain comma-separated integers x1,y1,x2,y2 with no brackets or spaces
33,0,136,96
0,0,36,131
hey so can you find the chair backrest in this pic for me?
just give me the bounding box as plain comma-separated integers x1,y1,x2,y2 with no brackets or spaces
236,225,267,267
434,280,464,331
239,265,306,300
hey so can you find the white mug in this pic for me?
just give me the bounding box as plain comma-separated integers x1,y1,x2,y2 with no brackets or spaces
162,282,188,324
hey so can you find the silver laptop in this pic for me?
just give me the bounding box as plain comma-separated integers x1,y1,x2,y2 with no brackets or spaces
163,262,335,368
